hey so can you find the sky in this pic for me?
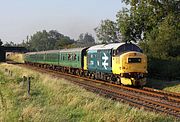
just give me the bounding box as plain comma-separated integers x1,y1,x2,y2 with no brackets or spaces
0,0,126,44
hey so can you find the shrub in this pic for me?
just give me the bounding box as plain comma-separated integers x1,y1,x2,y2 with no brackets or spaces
148,57,180,80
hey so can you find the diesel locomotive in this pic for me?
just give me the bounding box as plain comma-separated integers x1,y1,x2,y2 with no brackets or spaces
24,42,147,86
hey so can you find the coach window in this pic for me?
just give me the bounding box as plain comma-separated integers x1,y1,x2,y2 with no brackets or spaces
94,54,96,58
78,55,79,61
66,54,68,60
74,54,76,60
91,54,93,58
43,53,46,60
68,54,71,60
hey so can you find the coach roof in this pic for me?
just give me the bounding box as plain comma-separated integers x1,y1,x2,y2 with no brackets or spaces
25,47,87,55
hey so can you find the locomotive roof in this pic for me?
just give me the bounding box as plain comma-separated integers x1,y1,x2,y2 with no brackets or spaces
87,44,105,51
88,43,126,51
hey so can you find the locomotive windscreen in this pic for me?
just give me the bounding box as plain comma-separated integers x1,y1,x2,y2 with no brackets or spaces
116,43,142,55
128,58,141,63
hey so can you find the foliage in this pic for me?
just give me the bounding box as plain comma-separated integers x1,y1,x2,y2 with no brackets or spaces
96,0,179,43
3,41,16,47
95,20,120,43
6,53,24,63
116,8,138,42
0,39,3,46
119,0,179,42
0,72,8,84
21,30,74,51
55,36,74,49
144,14,180,58
76,33,95,47
146,78,180,93
148,57,180,80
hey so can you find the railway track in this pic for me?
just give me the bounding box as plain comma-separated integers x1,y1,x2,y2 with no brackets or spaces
7,62,180,118
143,87,180,99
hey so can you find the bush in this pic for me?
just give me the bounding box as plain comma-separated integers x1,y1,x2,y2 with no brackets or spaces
148,57,180,80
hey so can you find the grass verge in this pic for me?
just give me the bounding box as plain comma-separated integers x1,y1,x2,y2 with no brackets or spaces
146,78,180,93
6,53,24,63
0,63,179,122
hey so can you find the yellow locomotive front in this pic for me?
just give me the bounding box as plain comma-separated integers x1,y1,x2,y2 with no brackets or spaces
112,43,147,86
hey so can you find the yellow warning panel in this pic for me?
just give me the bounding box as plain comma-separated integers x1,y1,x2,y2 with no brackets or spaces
83,56,88,70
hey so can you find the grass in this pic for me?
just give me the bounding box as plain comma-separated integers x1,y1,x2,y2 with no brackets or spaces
0,63,179,122
146,78,180,93
6,53,24,63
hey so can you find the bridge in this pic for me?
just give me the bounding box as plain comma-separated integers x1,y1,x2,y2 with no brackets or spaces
0,46,28,62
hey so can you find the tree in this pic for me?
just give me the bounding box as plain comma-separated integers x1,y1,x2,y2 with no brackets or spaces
144,14,180,58
84,33,95,44
118,0,179,43
55,36,74,49
77,33,84,43
25,30,74,51
0,39,3,46
116,8,138,42
76,33,95,47
28,30,51,51
95,20,119,43
3,41,16,47
49,30,64,41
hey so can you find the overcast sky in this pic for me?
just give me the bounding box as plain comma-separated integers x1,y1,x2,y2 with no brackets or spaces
0,0,126,44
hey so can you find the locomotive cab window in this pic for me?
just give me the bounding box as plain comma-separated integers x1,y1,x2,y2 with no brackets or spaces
113,50,116,56
116,43,143,55
128,58,141,63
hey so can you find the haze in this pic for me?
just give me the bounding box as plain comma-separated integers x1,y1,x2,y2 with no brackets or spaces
0,0,126,44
